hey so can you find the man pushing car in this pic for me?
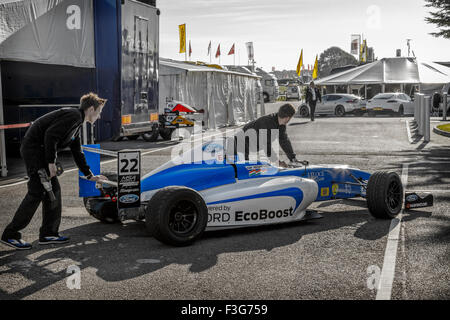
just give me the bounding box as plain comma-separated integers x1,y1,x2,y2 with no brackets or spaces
229,103,304,167
1,93,108,250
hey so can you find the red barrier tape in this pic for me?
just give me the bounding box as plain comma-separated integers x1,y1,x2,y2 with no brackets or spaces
0,123,31,130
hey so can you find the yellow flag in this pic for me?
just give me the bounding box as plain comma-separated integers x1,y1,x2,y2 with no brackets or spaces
179,24,186,53
312,55,319,79
296,49,303,76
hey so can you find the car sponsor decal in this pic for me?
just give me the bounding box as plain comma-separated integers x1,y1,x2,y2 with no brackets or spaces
308,171,326,182
320,187,329,197
119,194,139,204
245,165,270,177
332,184,339,196
207,187,303,210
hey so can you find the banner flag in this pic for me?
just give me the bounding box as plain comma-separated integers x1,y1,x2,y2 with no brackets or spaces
179,24,186,53
296,49,303,76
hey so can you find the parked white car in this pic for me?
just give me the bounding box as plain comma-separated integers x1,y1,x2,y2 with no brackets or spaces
298,94,365,117
366,92,414,116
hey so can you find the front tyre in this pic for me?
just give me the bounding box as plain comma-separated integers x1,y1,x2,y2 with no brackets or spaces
367,171,403,219
145,186,208,246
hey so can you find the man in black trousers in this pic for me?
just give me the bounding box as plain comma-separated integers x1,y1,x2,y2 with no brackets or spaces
305,81,322,121
1,92,107,250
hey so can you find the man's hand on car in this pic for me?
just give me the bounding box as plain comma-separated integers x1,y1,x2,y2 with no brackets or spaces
89,175,108,182
290,158,309,167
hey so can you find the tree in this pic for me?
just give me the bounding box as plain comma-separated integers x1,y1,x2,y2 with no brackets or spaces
425,0,450,39
317,47,358,78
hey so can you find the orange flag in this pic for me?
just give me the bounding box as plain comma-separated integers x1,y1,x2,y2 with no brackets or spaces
228,43,235,55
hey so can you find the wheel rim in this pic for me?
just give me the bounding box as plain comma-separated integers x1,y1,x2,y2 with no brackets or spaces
386,180,402,211
336,107,344,116
300,108,308,117
168,200,198,235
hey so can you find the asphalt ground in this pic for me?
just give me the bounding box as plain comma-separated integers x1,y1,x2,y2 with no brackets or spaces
0,101,449,300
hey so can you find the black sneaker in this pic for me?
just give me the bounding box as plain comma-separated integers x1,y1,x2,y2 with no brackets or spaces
0,237,32,250
39,235,70,245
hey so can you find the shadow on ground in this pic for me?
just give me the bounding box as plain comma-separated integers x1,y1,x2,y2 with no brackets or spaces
0,202,431,300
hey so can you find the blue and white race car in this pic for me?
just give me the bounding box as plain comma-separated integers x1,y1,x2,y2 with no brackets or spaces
82,139,404,246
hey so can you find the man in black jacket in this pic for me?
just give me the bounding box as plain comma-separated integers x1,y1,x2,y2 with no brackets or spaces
305,81,322,121
230,103,301,166
1,93,107,250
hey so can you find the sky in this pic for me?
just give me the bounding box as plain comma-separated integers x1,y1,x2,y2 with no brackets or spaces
158,0,450,72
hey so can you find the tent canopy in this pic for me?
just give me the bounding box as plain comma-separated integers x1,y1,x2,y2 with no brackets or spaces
316,57,450,86
160,58,260,128
0,0,95,68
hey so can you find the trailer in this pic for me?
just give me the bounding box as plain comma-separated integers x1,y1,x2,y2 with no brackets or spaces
0,0,160,152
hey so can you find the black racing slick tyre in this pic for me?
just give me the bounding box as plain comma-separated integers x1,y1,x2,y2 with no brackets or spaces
145,186,208,246
367,171,403,219
83,172,120,224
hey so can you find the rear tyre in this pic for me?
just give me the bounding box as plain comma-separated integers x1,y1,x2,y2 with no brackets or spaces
299,105,310,118
367,171,403,219
145,186,208,246
335,105,345,117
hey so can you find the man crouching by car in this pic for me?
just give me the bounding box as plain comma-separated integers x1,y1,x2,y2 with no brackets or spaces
1,93,108,250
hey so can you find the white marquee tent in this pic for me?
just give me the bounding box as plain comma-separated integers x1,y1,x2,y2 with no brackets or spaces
316,57,450,97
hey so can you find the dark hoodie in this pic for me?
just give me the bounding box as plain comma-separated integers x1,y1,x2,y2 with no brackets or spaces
22,107,92,176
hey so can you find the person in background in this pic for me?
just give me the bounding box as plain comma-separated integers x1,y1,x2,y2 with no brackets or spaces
305,81,322,121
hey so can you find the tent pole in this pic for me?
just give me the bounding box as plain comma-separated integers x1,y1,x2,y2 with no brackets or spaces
0,62,7,177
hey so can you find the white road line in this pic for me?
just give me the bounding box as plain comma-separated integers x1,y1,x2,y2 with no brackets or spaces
405,120,414,143
376,163,408,300
0,129,237,190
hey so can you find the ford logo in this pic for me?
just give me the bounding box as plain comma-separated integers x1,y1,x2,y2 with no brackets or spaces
119,194,139,204
406,194,418,202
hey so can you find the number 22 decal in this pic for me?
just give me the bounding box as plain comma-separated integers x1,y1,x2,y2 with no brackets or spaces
120,158,138,173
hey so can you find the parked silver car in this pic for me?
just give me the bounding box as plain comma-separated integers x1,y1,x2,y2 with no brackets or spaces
298,94,365,117
366,92,414,116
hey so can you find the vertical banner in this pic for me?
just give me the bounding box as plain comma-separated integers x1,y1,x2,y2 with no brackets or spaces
296,49,303,76
117,150,141,209
246,41,254,62
360,39,367,62
351,34,361,55
179,23,186,53
312,55,318,80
